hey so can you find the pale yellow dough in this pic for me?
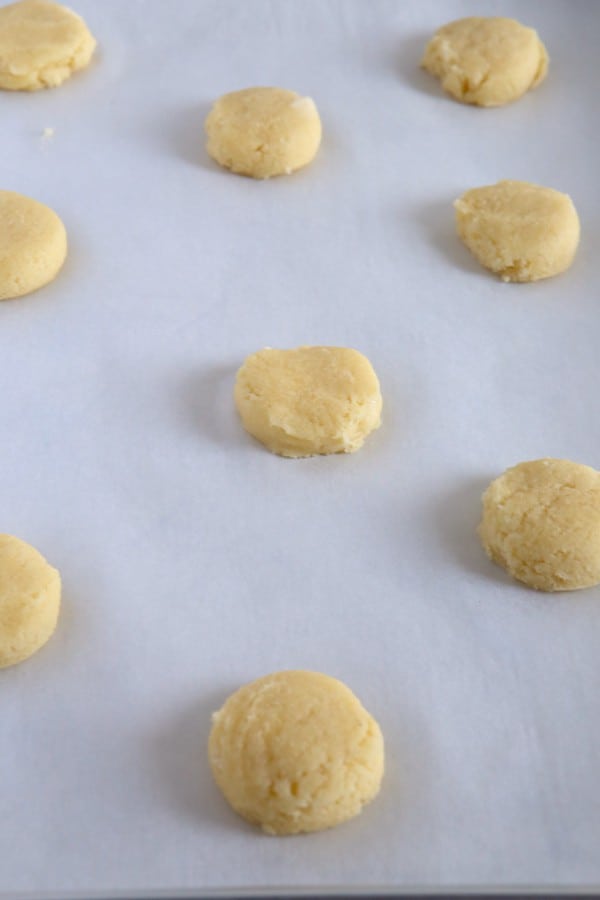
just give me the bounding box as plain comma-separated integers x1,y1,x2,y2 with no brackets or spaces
0,0,95,91
421,16,548,107
205,87,322,179
234,346,382,458
0,190,67,300
209,670,384,835
0,534,61,667
479,459,600,592
454,181,580,282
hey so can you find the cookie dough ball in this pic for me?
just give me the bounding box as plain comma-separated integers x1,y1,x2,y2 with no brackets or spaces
234,346,382,458
0,0,96,91
454,181,579,283
0,191,67,300
0,534,61,667
209,670,384,835
205,87,322,179
421,17,548,107
479,459,600,592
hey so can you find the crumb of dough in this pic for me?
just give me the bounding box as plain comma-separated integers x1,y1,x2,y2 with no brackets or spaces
0,0,96,91
479,459,600,591
0,190,67,300
205,87,321,178
234,346,382,458
421,16,548,107
208,670,384,835
0,534,61,668
454,180,579,282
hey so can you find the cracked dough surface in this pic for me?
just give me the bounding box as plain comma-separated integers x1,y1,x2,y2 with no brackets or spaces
205,87,321,179
0,0,95,91
0,190,67,300
208,670,384,835
234,346,382,458
479,459,600,592
454,180,580,283
0,534,61,668
421,16,548,107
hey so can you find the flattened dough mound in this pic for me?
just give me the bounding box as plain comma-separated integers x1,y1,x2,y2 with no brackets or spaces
479,459,600,592
234,346,382,458
209,670,384,835
0,190,67,300
0,0,95,91
421,16,548,107
454,181,580,282
205,87,322,179
0,534,61,667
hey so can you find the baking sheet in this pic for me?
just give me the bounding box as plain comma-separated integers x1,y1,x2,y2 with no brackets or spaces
1,0,599,895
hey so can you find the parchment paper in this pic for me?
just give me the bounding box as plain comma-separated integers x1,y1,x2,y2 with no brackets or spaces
1,0,599,895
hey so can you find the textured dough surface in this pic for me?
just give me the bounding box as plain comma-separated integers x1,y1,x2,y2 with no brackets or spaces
0,190,67,300
0,534,61,667
0,0,95,91
421,16,548,107
205,87,322,179
479,459,600,592
454,180,579,282
234,346,382,458
209,670,384,835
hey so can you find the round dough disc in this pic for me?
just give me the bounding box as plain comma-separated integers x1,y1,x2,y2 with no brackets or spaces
234,346,382,458
479,459,600,592
454,180,580,283
205,87,322,179
0,0,96,91
209,670,384,835
421,16,548,107
0,534,61,667
0,190,67,300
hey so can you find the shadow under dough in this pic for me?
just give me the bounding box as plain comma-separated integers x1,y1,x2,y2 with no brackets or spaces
417,198,484,276
178,363,241,447
433,476,512,583
151,687,252,832
168,102,221,171
393,32,444,99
